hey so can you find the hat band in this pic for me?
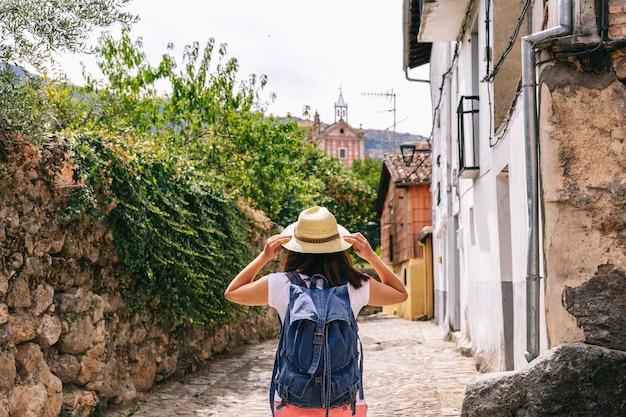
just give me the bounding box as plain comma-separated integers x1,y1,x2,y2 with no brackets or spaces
294,233,340,244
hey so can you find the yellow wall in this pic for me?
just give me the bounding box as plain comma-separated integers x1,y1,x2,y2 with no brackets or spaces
383,239,434,320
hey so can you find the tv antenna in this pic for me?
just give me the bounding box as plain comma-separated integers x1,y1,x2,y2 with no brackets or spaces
361,89,397,151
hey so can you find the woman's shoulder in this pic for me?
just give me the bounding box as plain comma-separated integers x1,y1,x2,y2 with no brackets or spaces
268,271,308,285
267,272,288,283
350,277,370,291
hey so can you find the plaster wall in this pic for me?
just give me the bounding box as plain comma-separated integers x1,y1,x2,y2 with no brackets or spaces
435,0,515,372
539,62,626,346
428,53,458,349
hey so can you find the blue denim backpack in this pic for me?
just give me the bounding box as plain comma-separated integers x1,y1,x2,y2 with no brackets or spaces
270,271,364,417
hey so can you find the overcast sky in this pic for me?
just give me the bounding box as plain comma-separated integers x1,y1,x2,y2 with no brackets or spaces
57,0,432,138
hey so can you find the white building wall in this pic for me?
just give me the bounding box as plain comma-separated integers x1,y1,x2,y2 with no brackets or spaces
431,41,456,332
428,0,547,371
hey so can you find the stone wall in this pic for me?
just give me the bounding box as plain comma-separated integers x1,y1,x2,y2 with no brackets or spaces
0,137,279,417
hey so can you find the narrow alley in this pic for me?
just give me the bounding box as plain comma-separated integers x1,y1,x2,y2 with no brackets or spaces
105,313,478,417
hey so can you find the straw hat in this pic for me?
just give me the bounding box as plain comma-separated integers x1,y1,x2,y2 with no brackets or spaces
281,206,352,254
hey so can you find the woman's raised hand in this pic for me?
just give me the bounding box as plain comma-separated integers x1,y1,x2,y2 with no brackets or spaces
343,233,376,261
262,234,292,260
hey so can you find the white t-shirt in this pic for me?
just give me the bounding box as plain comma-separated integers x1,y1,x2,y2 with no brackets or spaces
267,272,370,406
267,272,371,324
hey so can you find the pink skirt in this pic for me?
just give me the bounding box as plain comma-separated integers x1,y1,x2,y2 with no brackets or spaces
273,403,368,417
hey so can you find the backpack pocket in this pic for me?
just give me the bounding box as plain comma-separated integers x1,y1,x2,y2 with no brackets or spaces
325,317,358,370
275,359,315,402
284,288,319,371
328,360,361,407
275,358,361,408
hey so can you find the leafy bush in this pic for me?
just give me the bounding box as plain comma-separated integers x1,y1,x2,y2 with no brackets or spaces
65,132,253,325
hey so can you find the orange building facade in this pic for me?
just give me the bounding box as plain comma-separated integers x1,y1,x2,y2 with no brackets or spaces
376,145,433,320
309,91,366,169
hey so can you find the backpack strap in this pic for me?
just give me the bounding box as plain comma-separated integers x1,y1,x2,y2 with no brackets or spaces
306,273,329,376
311,273,338,417
270,270,300,416
309,273,330,290
287,270,307,287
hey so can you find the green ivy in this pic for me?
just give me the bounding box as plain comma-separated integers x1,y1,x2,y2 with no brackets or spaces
66,132,252,325
58,408,72,417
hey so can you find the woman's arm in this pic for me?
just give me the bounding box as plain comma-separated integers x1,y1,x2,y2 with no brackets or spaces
343,233,408,306
224,234,292,306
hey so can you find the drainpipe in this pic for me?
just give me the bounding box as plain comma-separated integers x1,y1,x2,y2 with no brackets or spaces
521,0,572,362
405,67,430,83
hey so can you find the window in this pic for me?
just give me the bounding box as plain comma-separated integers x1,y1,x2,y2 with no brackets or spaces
456,19,481,180
339,148,346,159
457,95,480,178
437,182,441,205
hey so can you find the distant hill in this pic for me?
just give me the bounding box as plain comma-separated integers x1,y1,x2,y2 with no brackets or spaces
362,129,428,160
0,63,30,79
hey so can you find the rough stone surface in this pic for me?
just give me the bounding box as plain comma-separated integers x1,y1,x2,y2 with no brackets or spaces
0,351,16,392
541,64,626,345
11,342,63,417
130,345,157,392
0,136,283,416
57,315,95,355
563,264,626,351
32,284,54,316
48,353,80,383
461,343,626,417
35,314,62,348
612,49,626,82
11,310,36,344
0,304,8,325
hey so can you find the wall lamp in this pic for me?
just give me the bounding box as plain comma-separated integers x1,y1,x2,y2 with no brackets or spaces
400,142,417,167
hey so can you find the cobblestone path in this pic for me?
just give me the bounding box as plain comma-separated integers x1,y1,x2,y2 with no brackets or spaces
105,313,478,417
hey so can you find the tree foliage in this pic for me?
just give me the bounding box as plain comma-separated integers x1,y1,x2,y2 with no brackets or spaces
0,0,136,70
0,0,136,141
351,158,383,193
0,0,381,327
42,30,377,325
49,30,374,228
349,158,383,250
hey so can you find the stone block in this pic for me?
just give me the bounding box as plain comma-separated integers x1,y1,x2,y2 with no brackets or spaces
57,315,94,355
49,353,80,383
563,265,626,351
0,350,16,392
461,343,626,416
35,314,62,348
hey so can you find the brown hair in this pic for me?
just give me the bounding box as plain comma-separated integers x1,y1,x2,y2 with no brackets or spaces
282,250,369,288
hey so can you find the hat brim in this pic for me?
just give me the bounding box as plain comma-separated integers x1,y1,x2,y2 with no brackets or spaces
280,222,352,254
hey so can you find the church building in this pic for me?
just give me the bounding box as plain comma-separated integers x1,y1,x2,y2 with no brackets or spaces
309,90,366,170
